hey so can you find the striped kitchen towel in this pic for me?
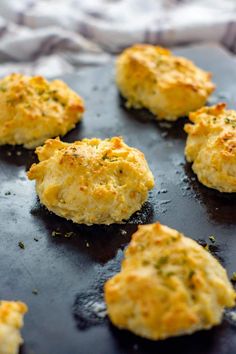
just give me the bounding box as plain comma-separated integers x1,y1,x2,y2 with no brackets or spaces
0,0,235,76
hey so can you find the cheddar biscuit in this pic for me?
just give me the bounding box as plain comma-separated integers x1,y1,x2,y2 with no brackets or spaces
0,73,84,149
116,44,214,121
0,301,28,354
105,223,235,340
27,137,154,225
185,103,236,192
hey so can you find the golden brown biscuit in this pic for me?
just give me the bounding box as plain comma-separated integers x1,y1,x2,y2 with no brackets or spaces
0,301,28,354
0,73,84,149
185,103,236,192
105,223,235,340
27,137,154,225
116,44,215,121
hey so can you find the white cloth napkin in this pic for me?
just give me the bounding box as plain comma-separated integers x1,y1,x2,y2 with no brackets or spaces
0,0,235,77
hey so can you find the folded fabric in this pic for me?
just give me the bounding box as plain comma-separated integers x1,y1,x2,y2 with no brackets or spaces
0,0,235,76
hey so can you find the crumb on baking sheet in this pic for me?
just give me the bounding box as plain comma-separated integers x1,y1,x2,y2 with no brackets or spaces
51,230,61,237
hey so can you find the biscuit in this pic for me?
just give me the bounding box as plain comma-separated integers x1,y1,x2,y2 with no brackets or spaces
116,44,214,121
105,223,235,340
0,73,84,148
185,103,236,192
27,137,154,225
0,301,28,354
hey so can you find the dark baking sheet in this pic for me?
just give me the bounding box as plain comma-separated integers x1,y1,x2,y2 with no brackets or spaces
0,44,236,354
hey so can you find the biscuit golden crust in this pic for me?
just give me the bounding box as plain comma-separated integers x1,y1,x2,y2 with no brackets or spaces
0,73,84,149
105,223,235,340
185,103,236,192
116,44,214,121
0,301,28,354
27,137,154,225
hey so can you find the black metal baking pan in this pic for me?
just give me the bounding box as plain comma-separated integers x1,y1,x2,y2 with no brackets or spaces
0,44,235,354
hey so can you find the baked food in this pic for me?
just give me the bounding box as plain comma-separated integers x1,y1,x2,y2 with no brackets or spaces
0,301,28,354
105,223,235,340
185,103,236,192
116,44,215,121
0,73,84,149
27,136,154,225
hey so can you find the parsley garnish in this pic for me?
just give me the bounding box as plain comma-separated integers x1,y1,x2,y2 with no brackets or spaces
231,272,236,282
154,256,168,269
209,235,216,243
188,270,195,280
102,153,109,160
18,241,25,249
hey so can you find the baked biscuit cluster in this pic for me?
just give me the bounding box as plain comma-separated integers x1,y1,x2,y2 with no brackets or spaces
116,44,215,120
0,73,84,148
185,103,236,192
0,301,28,354
105,223,235,340
27,136,154,225
0,43,235,349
